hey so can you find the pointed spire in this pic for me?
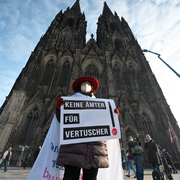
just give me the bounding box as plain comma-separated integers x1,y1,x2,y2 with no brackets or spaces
102,2,113,17
71,0,81,14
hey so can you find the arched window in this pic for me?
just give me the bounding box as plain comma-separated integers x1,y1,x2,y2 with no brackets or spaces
141,112,153,135
42,60,54,86
129,68,138,91
62,35,69,48
110,22,116,31
60,31,71,49
85,64,99,80
67,18,74,27
85,64,100,97
113,64,121,89
60,61,70,87
20,106,39,145
114,39,122,52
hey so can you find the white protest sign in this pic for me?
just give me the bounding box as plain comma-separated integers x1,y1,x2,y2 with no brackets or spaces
60,97,121,145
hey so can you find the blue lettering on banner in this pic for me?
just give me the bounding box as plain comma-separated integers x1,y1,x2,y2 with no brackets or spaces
52,160,65,170
51,142,60,153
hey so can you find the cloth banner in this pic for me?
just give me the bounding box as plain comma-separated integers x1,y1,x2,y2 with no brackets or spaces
27,115,64,180
27,115,123,180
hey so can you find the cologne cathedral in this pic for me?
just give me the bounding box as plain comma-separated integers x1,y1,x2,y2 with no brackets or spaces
0,0,180,165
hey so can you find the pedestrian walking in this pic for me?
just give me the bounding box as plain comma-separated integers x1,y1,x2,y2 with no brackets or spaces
0,147,12,172
122,150,128,171
162,149,178,173
144,134,160,171
127,135,144,180
126,149,136,178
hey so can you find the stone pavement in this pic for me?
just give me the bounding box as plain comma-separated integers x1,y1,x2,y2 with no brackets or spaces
0,167,31,180
0,167,180,179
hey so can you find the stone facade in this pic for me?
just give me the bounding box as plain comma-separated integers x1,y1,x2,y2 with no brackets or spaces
0,1,180,164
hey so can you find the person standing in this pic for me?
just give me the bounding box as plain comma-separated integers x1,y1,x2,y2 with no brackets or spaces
23,154,30,170
0,147,12,172
33,146,41,162
127,136,144,180
55,77,119,180
144,134,160,171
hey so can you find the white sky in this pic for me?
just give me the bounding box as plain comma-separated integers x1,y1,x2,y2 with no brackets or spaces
0,0,180,126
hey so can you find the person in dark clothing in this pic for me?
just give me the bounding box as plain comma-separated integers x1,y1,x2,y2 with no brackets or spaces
33,146,41,162
144,134,160,171
162,149,178,173
127,136,144,180
23,154,30,170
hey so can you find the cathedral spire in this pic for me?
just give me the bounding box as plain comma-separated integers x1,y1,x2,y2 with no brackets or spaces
102,2,113,17
71,0,81,14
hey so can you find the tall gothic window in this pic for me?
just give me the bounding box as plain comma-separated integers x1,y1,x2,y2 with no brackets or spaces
60,61,70,87
113,64,121,90
128,64,138,91
67,18,74,27
114,39,122,52
85,64,99,80
85,64,100,97
42,60,54,86
141,112,153,135
20,106,39,145
63,35,69,48
110,22,116,31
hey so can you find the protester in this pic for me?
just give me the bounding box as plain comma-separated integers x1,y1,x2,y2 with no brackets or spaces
0,147,12,172
126,149,136,178
127,136,144,180
144,134,160,171
55,76,119,180
162,149,178,173
23,154,30,170
33,146,41,162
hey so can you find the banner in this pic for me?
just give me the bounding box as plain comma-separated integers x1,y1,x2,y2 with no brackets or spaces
27,115,123,180
27,115,64,180
60,97,121,145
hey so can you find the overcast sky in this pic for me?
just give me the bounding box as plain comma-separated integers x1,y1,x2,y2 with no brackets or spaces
0,0,180,127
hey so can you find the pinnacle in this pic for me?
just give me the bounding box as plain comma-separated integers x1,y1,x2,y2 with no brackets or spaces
71,0,81,14
102,1,113,17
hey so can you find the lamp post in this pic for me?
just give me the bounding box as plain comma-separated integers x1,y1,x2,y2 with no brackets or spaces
16,145,29,166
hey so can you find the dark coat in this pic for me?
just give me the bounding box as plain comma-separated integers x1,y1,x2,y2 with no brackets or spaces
127,141,136,159
34,148,40,160
144,139,160,164
128,141,142,157
56,141,109,169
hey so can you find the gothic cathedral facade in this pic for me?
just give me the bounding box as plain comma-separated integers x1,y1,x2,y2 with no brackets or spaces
0,1,180,164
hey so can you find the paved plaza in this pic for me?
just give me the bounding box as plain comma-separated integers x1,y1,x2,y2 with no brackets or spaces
0,167,180,179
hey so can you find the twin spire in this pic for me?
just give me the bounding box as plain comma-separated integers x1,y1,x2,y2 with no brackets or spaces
69,0,114,17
